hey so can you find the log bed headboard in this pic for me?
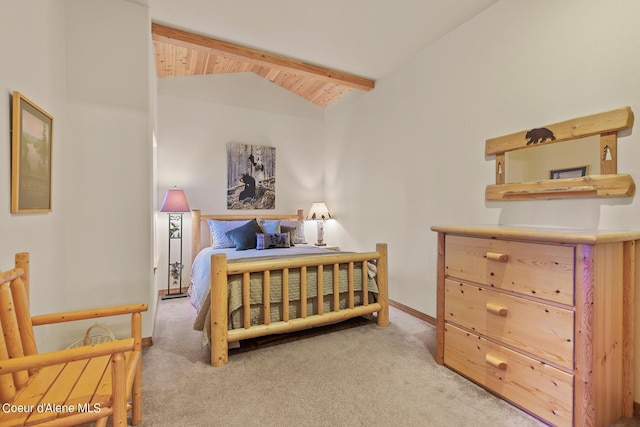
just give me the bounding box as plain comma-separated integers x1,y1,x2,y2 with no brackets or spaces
190,209,305,265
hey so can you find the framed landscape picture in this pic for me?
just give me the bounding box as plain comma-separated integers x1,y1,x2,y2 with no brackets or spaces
11,91,54,213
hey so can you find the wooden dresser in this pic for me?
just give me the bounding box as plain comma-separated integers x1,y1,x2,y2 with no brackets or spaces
431,225,639,427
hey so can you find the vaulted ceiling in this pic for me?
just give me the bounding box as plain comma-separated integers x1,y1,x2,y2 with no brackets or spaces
152,23,374,108
148,0,501,108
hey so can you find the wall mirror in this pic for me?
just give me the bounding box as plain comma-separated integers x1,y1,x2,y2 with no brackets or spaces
505,135,600,183
486,107,635,201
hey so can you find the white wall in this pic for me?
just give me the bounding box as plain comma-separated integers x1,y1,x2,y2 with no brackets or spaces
0,0,154,350
325,0,640,399
63,0,154,341
156,73,324,283
0,1,68,349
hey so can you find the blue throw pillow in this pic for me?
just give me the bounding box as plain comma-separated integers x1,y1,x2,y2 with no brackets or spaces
225,219,262,250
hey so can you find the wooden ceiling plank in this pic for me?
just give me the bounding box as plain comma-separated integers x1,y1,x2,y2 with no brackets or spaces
152,23,374,92
178,46,190,76
252,66,268,78
193,50,207,75
213,55,230,73
264,69,280,81
152,42,165,77
203,54,216,74
308,82,345,105
289,77,308,93
163,43,173,76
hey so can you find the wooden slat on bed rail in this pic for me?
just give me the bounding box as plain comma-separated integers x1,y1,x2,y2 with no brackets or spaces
242,272,250,329
362,261,368,305
227,304,383,343
226,251,380,274
317,265,324,316
282,269,290,322
300,266,307,318
348,262,355,309
333,264,340,312
263,271,271,325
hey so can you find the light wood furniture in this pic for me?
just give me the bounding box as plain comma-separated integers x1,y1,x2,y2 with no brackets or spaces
485,107,635,200
431,225,639,427
0,253,148,427
191,210,389,367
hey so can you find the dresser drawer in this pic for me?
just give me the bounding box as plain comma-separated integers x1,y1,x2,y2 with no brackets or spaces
444,323,573,427
445,279,574,369
444,235,574,305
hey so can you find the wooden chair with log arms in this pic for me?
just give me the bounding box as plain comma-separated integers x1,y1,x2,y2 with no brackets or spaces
0,253,148,427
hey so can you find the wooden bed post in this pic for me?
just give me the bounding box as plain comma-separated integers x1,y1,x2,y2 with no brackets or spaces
210,253,229,367
376,243,389,327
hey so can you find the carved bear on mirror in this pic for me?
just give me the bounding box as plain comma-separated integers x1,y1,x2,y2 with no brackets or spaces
525,127,556,145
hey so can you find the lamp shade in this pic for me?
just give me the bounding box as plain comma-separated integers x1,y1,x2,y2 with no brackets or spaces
307,202,332,220
160,188,190,213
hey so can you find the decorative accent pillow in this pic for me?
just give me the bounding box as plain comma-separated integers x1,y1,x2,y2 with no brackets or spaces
280,220,306,244
208,219,251,249
256,233,292,250
225,219,262,250
280,225,297,246
257,219,281,234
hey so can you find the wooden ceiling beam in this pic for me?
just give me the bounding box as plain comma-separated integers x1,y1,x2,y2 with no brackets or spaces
152,23,375,92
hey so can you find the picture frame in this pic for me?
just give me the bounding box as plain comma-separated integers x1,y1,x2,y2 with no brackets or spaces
227,142,276,210
11,91,54,213
549,165,588,180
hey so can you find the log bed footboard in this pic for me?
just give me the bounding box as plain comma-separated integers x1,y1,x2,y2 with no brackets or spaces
209,243,389,367
190,209,389,367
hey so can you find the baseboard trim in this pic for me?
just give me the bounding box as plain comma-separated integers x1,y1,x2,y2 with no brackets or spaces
158,287,188,297
389,299,435,326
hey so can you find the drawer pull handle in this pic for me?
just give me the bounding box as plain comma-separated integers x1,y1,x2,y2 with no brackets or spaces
486,252,508,262
486,303,508,316
486,353,508,370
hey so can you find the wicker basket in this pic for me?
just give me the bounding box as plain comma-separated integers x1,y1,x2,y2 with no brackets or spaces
67,324,115,349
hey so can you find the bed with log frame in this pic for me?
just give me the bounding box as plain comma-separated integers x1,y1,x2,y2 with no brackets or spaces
189,209,389,366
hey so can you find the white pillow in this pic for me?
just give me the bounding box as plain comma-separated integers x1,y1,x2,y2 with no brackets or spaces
208,219,250,249
280,220,306,244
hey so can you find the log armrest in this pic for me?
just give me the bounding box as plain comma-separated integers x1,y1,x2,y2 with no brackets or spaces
30,303,148,326
0,338,135,375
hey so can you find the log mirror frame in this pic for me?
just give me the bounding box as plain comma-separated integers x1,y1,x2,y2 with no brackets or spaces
485,107,635,201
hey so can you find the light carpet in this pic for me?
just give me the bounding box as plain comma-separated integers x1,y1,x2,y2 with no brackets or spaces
139,297,558,427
